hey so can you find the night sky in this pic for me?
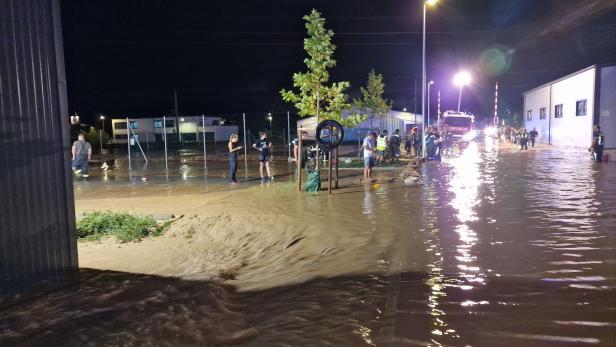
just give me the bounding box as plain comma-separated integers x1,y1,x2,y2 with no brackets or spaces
61,0,616,128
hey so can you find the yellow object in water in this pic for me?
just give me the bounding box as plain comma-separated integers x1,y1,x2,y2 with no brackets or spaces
373,184,381,189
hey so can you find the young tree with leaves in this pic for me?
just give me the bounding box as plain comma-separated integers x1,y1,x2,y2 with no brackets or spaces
281,9,364,127
354,69,392,131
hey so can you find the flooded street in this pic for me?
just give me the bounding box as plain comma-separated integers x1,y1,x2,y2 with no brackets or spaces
2,141,616,346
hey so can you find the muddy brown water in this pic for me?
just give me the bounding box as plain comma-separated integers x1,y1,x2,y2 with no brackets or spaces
1,140,615,346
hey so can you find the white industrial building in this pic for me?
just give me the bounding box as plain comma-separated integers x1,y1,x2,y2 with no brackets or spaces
523,64,616,148
296,109,423,142
110,115,238,144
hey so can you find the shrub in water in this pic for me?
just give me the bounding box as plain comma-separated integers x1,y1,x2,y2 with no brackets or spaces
77,211,158,242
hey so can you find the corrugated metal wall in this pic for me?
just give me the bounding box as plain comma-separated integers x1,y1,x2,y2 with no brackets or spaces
0,0,77,291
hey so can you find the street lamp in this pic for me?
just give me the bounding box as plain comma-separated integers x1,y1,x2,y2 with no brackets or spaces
427,81,434,126
403,107,407,112
99,114,105,155
453,71,471,112
267,113,273,130
422,0,438,158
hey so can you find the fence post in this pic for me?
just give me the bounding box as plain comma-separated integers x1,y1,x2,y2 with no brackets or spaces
287,111,291,159
202,114,207,169
163,116,168,170
127,117,131,170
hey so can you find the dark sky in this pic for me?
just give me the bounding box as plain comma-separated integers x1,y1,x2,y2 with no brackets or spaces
61,0,616,127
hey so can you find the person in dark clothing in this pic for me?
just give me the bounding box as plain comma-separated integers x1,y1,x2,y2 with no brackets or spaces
529,128,538,147
389,129,401,163
228,134,243,184
253,131,273,181
589,125,606,162
519,129,529,150
411,127,421,157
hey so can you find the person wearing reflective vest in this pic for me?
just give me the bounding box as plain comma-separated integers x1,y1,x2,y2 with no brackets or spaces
589,125,606,162
376,130,389,165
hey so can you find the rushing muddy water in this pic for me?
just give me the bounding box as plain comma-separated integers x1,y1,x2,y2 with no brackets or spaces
2,140,616,346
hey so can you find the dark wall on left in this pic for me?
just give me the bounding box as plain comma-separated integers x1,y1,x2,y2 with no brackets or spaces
0,0,77,291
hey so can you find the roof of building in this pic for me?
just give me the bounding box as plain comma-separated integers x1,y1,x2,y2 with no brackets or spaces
523,65,597,95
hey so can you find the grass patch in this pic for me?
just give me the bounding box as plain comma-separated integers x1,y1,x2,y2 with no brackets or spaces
77,211,168,242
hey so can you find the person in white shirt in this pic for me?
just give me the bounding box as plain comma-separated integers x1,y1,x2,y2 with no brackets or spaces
363,132,377,180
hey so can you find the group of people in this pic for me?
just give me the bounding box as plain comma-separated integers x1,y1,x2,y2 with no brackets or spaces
498,126,538,150
228,131,273,184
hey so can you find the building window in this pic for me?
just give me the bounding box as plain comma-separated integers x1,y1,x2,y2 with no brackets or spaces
555,104,563,118
526,110,532,121
129,121,138,129
212,120,220,126
114,122,127,129
153,120,163,128
576,99,587,116
114,134,128,140
539,107,546,120
165,119,175,128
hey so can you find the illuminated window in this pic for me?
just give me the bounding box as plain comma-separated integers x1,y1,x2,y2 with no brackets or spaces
114,122,127,129
555,104,563,118
576,99,587,116
129,121,138,129
539,107,546,119
526,110,532,121
153,120,163,128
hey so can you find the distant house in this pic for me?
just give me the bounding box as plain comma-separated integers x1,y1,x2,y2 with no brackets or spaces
296,110,423,142
110,116,238,144
523,64,616,148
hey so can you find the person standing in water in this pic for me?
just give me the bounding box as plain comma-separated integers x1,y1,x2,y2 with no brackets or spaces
253,131,273,181
72,133,92,177
363,132,377,180
589,125,606,162
529,127,538,147
228,134,243,184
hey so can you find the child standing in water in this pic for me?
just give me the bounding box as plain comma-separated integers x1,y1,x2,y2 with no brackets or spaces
228,134,243,184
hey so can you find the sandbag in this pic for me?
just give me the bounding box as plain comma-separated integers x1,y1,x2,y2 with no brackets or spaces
303,169,321,193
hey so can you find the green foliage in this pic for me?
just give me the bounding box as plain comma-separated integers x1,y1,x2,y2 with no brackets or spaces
83,127,110,151
281,9,364,127
353,69,392,130
77,211,160,242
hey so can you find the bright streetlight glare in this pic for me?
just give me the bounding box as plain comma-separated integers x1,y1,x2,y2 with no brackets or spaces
99,115,105,120
429,80,434,85
453,71,471,87
426,0,438,6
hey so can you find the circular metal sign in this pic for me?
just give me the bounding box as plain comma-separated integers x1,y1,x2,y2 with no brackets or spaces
315,120,344,150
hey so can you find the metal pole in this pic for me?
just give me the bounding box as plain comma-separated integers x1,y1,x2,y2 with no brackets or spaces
457,85,463,112
437,90,441,124
421,4,427,157
163,116,168,170
297,128,302,191
242,113,247,159
328,130,333,194
287,111,291,158
427,83,431,127
99,128,103,154
128,121,148,163
126,117,131,170
202,114,207,169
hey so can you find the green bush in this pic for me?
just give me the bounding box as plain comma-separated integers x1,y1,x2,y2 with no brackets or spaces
77,211,159,242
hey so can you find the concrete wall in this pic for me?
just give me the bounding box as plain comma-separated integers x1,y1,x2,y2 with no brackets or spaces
599,66,616,148
0,0,78,291
524,66,596,148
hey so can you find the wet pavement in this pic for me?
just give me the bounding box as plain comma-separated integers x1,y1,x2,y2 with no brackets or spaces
2,139,616,346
